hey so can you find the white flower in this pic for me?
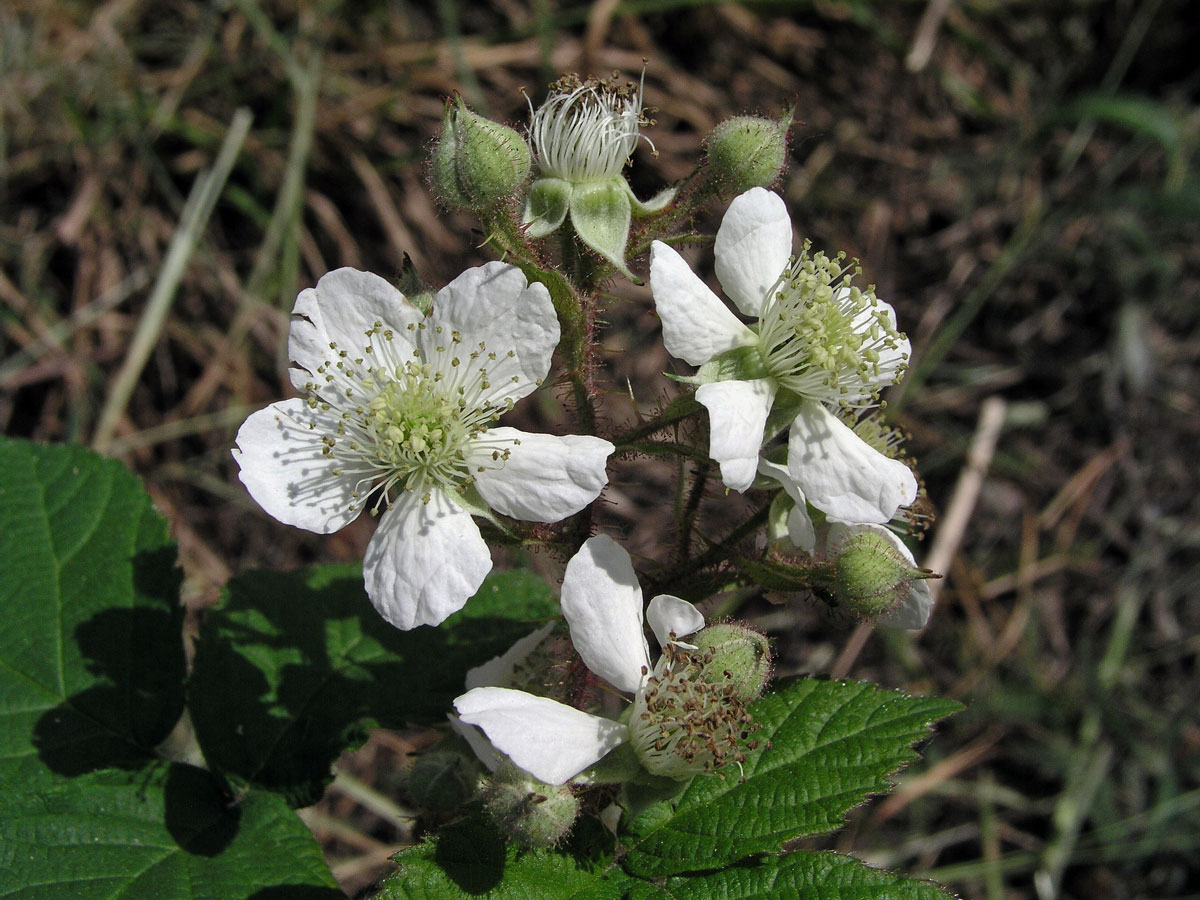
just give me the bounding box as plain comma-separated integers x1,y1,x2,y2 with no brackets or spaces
454,535,708,785
232,264,614,630
650,187,917,525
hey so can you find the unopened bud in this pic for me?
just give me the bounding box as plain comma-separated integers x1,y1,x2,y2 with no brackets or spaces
431,97,531,212
832,530,928,617
483,762,579,848
691,623,772,703
702,111,790,194
407,750,479,813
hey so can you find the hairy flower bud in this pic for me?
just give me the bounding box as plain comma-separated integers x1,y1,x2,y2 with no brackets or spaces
431,97,531,212
690,623,772,703
831,529,931,617
483,762,580,847
407,750,479,813
702,111,790,194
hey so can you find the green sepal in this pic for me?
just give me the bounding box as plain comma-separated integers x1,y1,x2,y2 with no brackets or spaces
576,741,644,785
629,182,679,217
697,343,769,384
767,491,792,542
569,178,635,279
763,387,805,442
523,176,572,238
395,252,435,315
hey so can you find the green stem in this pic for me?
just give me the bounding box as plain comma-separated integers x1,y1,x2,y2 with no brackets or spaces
611,394,702,448
648,503,771,597
676,460,712,560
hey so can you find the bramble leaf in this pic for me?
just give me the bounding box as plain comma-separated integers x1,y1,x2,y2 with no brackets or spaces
622,677,960,876
0,437,184,784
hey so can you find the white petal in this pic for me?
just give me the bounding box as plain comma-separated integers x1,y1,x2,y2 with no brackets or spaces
646,595,705,648
714,188,793,318
757,458,816,552
465,622,557,690
696,378,777,492
880,578,934,630
232,399,361,534
650,241,755,366
423,262,559,407
559,535,650,693
469,429,613,523
448,713,501,772
454,687,628,785
288,268,421,393
827,523,932,629
787,400,917,524
363,490,492,630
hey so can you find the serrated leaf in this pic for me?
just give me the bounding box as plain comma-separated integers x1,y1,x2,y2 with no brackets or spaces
629,850,957,900
622,677,960,877
0,762,341,899
373,815,630,900
0,438,184,784
188,566,557,806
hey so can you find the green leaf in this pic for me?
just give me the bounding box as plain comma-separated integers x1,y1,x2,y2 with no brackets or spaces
374,814,632,899
0,438,184,784
0,763,341,899
188,565,558,806
622,677,960,877
630,850,957,899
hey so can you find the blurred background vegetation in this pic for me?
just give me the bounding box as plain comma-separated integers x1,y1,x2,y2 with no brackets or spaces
2,0,1197,897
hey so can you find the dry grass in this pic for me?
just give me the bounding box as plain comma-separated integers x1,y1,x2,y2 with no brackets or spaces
2,0,1198,897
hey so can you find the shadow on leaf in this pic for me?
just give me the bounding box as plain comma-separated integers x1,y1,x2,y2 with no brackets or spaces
187,566,556,807
33,547,186,776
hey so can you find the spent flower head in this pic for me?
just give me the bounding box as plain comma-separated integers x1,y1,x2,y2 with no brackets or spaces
454,536,768,785
529,72,649,183
650,187,916,525
233,264,614,630
523,73,676,278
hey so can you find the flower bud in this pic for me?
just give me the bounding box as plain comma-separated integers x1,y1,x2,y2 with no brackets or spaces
690,622,772,703
702,111,790,194
482,762,580,848
431,97,531,212
406,750,479,813
831,529,928,617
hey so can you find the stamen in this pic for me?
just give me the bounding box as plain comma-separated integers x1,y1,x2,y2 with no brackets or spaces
296,323,525,514
756,242,909,406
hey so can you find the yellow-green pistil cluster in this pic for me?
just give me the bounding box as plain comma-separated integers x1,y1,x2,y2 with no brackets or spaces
304,321,519,514
627,642,761,780
757,241,907,403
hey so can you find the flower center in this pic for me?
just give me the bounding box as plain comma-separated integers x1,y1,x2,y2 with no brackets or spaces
627,643,760,780
302,321,516,513
756,241,907,404
529,73,652,182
